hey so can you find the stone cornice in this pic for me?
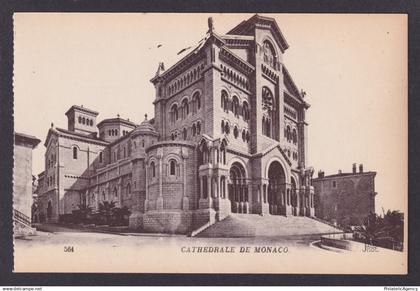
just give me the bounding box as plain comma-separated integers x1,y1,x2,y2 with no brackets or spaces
219,47,255,75
151,50,206,85
150,32,227,85
261,63,280,84
222,35,254,48
145,140,196,153
54,128,109,147
252,142,292,166
282,65,302,98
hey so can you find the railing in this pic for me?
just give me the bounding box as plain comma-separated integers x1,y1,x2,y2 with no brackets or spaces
310,216,346,231
13,208,31,227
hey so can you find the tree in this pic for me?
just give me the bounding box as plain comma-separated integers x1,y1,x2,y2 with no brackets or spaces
98,201,116,225
111,206,131,226
383,210,404,243
354,212,393,246
77,204,93,223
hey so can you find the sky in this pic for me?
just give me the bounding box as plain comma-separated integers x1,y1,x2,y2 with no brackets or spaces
13,13,407,213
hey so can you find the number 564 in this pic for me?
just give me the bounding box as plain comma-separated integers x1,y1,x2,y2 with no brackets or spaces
64,246,74,252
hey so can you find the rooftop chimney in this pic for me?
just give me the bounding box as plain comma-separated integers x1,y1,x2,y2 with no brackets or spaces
352,163,357,174
318,170,324,178
359,164,364,173
338,169,342,174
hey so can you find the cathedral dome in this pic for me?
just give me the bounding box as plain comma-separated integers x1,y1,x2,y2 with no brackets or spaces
131,114,158,137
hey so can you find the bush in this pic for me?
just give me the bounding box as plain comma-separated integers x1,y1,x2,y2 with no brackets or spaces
57,202,131,227
354,210,404,251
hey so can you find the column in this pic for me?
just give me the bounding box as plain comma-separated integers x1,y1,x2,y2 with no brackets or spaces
284,183,292,216
144,161,149,211
248,183,252,203
182,156,189,210
264,182,270,214
207,175,212,203
118,177,123,207
156,156,163,211
294,188,299,216
199,176,204,199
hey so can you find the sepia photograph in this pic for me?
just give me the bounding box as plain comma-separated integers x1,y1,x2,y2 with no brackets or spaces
11,13,407,274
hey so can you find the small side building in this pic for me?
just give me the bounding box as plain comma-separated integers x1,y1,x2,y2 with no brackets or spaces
313,164,377,228
13,132,41,236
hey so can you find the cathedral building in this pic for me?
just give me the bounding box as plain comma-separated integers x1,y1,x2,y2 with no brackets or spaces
37,14,316,234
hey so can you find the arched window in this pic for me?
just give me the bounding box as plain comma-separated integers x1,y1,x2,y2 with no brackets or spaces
242,101,249,121
72,147,78,159
171,133,175,140
193,92,201,112
286,126,291,141
181,99,189,119
220,140,227,165
142,140,145,147
78,116,82,123
192,124,197,136
126,183,131,196
102,191,106,200
262,87,274,138
263,40,277,69
123,147,126,158
221,90,228,111
99,151,103,163
82,117,86,125
292,128,297,144
113,187,118,197
150,161,156,178
224,123,230,134
242,129,246,141
90,119,93,126
183,128,187,140
262,87,274,111
197,122,201,134
221,120,225,133
115,129,118,136
108,129,111,136
233,126,239,139
232,96,239,117
169,159,176,176
171,104,178,122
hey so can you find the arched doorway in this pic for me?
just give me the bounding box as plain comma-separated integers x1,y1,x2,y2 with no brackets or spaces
228,162,248,213
267,161,286,215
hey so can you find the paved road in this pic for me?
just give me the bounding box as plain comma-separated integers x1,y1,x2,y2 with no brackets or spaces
14,224,403,274
16,223,324,249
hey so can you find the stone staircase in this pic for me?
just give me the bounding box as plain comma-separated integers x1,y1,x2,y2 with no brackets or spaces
196,213,342,237
13,208,36,237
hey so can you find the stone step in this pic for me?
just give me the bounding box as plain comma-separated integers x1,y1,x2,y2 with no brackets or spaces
197,214,342,237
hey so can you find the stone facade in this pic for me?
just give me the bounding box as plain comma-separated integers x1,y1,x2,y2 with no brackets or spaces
13,132,40,235
313,164,377,227
36,14,316,234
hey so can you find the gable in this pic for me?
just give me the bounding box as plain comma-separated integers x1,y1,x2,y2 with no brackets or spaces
227,14,289,53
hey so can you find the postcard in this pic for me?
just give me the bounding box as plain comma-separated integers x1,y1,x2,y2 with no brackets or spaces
12,13,407,273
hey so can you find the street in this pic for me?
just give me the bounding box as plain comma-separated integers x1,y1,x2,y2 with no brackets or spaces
15,223,325,250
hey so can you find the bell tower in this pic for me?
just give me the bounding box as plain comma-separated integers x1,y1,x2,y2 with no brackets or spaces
65,105,99,135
